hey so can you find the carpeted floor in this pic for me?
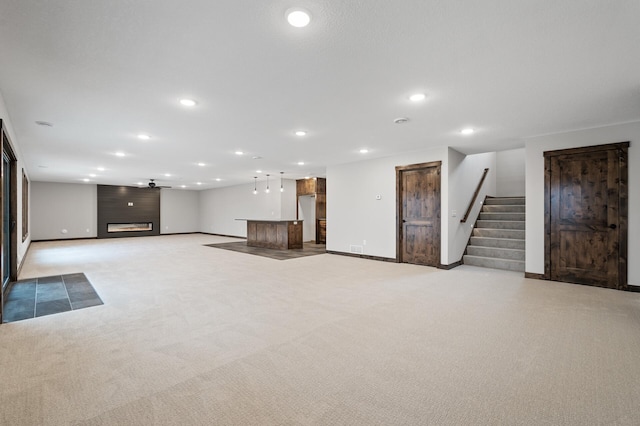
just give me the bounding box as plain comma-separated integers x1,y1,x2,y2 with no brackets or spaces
204,241,326,260
1,234,640,425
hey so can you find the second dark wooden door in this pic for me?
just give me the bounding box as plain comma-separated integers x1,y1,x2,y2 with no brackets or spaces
545,143,628,289
397,162,441,266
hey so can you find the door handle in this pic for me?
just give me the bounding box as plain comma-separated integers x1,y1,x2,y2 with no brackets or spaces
609,224,617,229
402,219,407,223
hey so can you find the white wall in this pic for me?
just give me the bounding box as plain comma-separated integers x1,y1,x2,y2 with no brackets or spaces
298,195,316,242
280,179,297,219
199,179,297,237
447,149,497,263
327,147,449,261
160,189,199,234
0,91,31,269
525,121,640,286
496,148,526,196
31,182,97,240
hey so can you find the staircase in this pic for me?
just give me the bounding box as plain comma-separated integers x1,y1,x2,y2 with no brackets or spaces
463,196,525,272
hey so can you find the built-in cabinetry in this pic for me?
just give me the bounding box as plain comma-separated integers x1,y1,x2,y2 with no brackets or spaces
296,177,326,244
245,220,303,250
317,219,327,244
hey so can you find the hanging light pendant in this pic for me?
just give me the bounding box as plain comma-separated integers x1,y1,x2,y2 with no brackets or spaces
265,174,270,193
280,171,284,192
253,177,258,195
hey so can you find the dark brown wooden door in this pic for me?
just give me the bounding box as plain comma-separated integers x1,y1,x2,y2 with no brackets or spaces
545,143,629,289
397,162,441,266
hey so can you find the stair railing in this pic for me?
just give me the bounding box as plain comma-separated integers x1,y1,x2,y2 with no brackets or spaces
460,168,490,223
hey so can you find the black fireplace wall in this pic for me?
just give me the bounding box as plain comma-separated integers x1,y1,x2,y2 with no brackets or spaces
97,185,160,239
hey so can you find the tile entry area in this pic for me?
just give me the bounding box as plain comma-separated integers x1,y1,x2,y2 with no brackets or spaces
2,273,103,323
204,241,326,260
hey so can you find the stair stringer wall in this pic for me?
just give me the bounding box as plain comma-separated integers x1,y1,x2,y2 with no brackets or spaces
447,148,497,266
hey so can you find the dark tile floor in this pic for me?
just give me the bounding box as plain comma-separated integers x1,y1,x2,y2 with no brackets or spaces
205,241,326,260
2,273,103,323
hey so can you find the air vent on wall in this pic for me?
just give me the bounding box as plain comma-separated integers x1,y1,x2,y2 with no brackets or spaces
350,245,363,254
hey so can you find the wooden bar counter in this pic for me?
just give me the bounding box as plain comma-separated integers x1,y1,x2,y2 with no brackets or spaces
241,219,303,250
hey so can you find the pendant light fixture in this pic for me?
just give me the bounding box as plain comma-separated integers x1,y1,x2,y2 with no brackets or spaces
265,174,270,193
280,171,284,192
253,177,257,195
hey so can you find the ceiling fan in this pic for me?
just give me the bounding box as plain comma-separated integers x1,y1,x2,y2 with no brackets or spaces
146,179,171,189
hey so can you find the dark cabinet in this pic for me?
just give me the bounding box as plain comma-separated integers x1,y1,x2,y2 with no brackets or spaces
296,177,327,244
318,219,327,244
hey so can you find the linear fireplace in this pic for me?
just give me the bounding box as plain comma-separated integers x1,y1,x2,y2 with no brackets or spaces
107,222,153,233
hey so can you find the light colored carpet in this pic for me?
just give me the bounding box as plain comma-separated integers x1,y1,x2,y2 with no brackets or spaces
1,234,639,425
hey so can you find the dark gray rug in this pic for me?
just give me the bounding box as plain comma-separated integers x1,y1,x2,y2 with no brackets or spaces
204,241,326,260
3,273,103,323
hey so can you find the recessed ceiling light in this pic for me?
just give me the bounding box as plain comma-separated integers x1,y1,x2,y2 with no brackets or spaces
256,170,262,173
89,174,96,177
137,182,144,185
179,99,197,107
359,149,369,154
295,130,307,136
181,185,187,188
164,173,171,177
394,117,409,124
137,134,150,140
235,151,244,155
304,176,310,179
215,178,221,182
297,161,305,166
286,8,311,27
409,93,426,102
35,120,53,127
115,152,125,157
97,167,105,171
461,128,475,135
197,162,206,167
82,178,90,182
196,182,202,185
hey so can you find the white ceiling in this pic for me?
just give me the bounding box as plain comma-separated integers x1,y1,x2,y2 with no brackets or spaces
0,0,639,189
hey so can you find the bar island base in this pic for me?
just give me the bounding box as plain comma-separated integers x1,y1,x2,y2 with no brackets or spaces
243,220,303,250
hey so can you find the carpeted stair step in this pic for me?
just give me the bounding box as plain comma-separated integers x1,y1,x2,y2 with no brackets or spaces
484,197,526,205
473,228,525,239
482,205,526,213
479,212,526,221
476,220,525,230
469,236,525,250
463,255,525,272
466,245,525,261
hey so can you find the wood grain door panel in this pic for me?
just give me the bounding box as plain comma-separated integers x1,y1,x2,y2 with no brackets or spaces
545,143,629,289
397,162,441,266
